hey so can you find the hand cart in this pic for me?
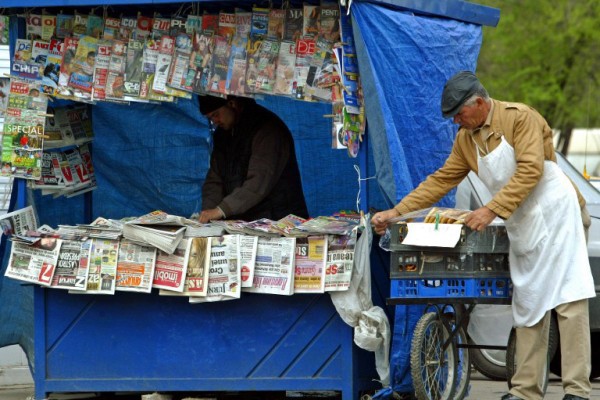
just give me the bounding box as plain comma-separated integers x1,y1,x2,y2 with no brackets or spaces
386,222,512,400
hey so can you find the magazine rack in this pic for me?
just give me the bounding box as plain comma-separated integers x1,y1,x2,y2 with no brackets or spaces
32,283,384,400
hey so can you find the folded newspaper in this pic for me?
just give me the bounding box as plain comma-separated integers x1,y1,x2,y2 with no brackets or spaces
122,210,187,254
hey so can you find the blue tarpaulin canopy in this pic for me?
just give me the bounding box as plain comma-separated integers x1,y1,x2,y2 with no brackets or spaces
0,0,498,372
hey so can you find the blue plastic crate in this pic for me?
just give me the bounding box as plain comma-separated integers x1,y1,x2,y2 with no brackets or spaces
390,277,512,299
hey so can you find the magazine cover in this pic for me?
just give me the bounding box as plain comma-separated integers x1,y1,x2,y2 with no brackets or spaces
267,9,286,40
152,35,175,94
123,39,144,98
105,39,127,101
0,16,7,46
284,8,303,42
56,36,79,99
120,16,137,40
14,39,32,63
185,15,202,35
92,40,111,101
166,31,193,92
31,40,49,66
292,38,316,100
152,17,171,39
56,14,74,39
302,4,320,39
274,41,296,95
169,16,187,36
41,15,56,41
225,34,248,95
217,12,236,42
103,17,121,40
235,10,252,38
318,3,341,42
255,39,280,93
244,35,262,93
72,13,88,36
250,7,269,38
41,39,63,96
68,35,99,101
135,15,154,40
294,235,327,293
26,14,42,40
207,35,230,95
86,14,104,38
201,13,219,34
189,32,213,94
140,38,160,99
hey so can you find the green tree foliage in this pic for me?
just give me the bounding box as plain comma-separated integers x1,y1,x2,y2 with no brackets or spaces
475,0,600,152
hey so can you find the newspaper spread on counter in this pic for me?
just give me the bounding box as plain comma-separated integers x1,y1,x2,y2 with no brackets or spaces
159,236,211,297
294,235,327,293
0,206,38,236
50,239,89,291
239,234,258,288
84,238,120,295
190,234,241,303
5,238,62,286
324,232,356,291
243,236,296,295
152,238,191,292
115,239,157,293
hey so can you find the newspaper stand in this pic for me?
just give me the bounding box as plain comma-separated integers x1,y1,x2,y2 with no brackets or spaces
386,222,512,400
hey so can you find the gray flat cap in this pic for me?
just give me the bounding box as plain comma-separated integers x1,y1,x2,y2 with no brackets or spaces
441,71,482,118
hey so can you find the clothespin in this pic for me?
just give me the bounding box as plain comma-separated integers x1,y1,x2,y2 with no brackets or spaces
434,212,440,231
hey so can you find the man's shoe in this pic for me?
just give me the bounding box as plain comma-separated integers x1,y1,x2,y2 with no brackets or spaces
563,395,588,400
501,394,524,400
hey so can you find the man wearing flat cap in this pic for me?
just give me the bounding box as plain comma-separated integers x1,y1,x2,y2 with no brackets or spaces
197,94,308,223
372,71,594,400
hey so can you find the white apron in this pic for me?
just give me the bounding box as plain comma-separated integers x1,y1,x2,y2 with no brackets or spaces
476,136,595,327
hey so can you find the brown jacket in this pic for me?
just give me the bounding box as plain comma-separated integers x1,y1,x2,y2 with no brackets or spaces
394,99,585,219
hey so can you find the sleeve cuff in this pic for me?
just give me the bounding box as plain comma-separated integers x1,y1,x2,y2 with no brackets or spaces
216,206,226,219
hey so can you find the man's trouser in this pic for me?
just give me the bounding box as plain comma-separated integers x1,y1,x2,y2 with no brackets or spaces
509,206,592,400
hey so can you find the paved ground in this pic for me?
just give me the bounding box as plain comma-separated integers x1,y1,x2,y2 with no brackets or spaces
1,373,599,400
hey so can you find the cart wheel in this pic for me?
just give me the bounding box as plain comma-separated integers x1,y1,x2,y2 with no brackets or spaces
506,313,558,393
452,324,471,400
410,312,457,400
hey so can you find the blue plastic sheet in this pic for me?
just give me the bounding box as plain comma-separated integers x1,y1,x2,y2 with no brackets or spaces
352,3,482,206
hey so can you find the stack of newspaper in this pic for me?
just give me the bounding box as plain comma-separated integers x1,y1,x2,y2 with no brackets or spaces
121,210,187,254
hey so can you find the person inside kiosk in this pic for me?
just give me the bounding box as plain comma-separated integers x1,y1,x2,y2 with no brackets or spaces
197,95,309,223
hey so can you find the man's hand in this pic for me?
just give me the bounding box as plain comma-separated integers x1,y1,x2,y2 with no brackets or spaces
199,208,224,223
464,206,497,232
371,209,400,235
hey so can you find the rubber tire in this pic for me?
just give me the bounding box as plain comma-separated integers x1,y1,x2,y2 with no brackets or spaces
506,313,559,392
469,340,508,381
453,324,471,400
549,331,600,379
410,312,457,400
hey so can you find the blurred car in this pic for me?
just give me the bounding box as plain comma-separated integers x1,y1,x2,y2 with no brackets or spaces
455,152,600,380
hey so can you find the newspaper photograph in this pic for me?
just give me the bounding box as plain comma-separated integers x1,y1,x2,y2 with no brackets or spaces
152,237,191,292
85,238,120,295
324,233,356,292
159,236,211,297
115,239,157,293
0,206,38,236
239,234,258,288
50,239,89,290
5,238,63,286
243,236,296,295
293,235,327,293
